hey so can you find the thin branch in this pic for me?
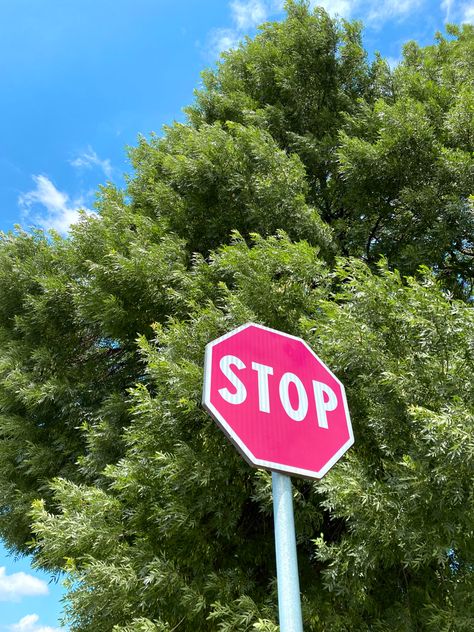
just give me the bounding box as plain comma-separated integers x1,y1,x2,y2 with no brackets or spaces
365,213,383,262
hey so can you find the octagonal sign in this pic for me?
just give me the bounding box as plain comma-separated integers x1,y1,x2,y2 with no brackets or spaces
203,323,354,479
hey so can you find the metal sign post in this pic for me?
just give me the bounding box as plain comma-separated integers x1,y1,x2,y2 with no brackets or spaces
203,323,354,632
272,472,303,632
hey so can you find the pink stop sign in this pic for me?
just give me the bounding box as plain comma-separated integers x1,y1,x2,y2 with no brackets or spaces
203,323,354,479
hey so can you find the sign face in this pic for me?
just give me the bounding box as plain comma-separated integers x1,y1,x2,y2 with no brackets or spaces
202,323,353,479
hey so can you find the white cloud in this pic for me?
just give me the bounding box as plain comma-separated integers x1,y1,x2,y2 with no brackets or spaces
70,146,112,178
309,0,356,18
310,0,424,24
305,0,427,23
461,1,474,22
8,613,62,632
207,0,272,57
207,0,426,59
0,567,48,602
231,0,269,29
441,0,454,21
386,55,401,69
18,175,92,235
207,0,436,58
440,0,474,24
208,27,241,58
366,0,423,24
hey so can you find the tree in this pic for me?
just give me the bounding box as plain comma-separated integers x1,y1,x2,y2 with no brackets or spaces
188,5,474,295
0,2,473,630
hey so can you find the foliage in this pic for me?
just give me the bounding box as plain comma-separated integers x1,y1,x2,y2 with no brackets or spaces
188,2,474,295
128,122,333,257
0,2,473,630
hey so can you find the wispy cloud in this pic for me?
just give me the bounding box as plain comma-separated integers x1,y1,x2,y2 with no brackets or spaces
366,0,424,24
0,568,48,602
207,0,429,60
208,28,241,57
461,1,474,22
441,0,454,21
7,613,62,632
69,146,113,178
386,55,402,69
18,175,91,235
440,0,474,23
309,0,356,18
276,0,419,22
207,0,272,58
231,0,268,29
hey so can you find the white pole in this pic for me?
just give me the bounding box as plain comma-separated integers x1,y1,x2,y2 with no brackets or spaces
272,472,304,632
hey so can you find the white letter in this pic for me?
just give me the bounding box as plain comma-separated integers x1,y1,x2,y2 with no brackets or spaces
279,372,308,421
252,362,274,413
312,381,338,429
218,355,247,404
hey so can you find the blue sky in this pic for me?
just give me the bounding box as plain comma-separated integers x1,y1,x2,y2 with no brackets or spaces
0,0,472,629
0,552,63,632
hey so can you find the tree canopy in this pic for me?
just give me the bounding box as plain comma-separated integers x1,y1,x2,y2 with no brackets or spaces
0,2,473,630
